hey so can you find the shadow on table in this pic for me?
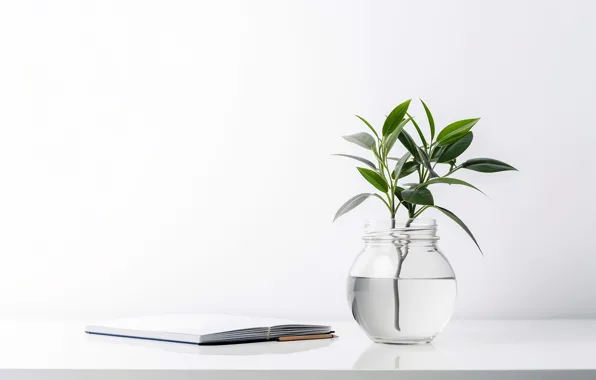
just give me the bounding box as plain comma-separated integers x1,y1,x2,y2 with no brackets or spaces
86,333,337,356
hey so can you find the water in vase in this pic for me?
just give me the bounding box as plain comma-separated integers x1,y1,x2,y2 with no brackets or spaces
347,276,457,344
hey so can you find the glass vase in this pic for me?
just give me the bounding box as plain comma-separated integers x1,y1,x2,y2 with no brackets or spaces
347,219,456,344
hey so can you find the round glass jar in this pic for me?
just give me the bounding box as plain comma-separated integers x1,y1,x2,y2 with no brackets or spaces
347,219,456,344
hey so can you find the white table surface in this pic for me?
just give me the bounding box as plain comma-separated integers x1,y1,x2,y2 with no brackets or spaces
1,316,595,379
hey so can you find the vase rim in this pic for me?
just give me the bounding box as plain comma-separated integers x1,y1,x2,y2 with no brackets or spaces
364,218,436,225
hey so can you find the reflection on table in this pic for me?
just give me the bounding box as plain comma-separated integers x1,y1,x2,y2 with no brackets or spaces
353,342,450,370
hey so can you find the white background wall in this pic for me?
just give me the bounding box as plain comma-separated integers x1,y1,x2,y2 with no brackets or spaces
0,0,595,320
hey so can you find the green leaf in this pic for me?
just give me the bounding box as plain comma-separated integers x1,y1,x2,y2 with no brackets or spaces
355,115,380,140
416,146,439,178
332,154,377,170
333,193,372,221
407,113,428,149
383,117,411,156
400,182,417,187
397,130,421,162
392,152,411,179
382,99,411,137
461,158,517,173
430,146,446,162
437,132,473,162
420,99,435,141
395,188,415,216
401,187,434,205
432,206,483,255
436,118,480,146
398,161,419,179
390,135,430,177
388,158,419,178
394,186,404,202
418,177,485,195
343,132,376,150
357,167,389,192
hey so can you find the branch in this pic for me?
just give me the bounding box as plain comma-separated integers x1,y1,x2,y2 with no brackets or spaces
413,205,429,218
372,193,391,211
443,165,462,178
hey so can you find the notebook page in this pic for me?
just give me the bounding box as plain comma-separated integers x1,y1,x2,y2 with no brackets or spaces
86,314,296,337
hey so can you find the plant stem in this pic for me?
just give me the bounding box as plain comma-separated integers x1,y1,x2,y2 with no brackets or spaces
443,164,462,177
372,146,395,215
373,193,391,211
413,206,429,218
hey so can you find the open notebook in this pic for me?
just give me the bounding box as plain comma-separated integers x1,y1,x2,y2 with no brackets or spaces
85,314,333,345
